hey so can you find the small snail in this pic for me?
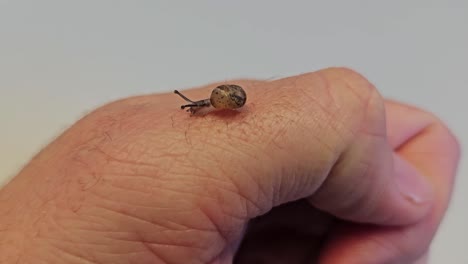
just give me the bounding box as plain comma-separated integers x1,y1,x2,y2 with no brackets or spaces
174,84,247,113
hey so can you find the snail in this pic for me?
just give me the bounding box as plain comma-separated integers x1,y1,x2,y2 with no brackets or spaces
174,84,247,113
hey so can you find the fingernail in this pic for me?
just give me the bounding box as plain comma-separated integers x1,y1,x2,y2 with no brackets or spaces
394,154,433,204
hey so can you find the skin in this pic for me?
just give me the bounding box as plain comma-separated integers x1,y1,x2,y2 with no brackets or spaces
0,68,460,263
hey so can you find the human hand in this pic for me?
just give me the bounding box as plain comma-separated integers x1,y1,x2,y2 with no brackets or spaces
0,68,459,263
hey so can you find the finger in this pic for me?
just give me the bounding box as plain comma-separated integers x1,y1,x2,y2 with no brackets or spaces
143,68,433,228
297,69,433,226
318,100,460,264
168,69,433,223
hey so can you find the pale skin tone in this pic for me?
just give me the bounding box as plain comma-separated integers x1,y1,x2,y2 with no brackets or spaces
0,68,460,263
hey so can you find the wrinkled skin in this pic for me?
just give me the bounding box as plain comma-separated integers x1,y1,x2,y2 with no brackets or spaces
0,68,460,263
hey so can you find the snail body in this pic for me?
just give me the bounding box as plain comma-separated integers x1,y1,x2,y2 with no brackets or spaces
174,84,246,113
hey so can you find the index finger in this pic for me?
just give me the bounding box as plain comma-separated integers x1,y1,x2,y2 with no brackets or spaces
318,100,460,264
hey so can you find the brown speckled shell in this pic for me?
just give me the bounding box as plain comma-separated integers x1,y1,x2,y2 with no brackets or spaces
210,84,247,109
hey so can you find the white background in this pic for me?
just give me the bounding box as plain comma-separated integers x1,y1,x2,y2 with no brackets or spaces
0,1,467,263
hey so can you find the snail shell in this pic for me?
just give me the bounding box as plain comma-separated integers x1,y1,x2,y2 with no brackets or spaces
174,84,246,114
210,84,247,109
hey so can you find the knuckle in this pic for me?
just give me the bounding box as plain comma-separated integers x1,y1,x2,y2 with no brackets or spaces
298,67,385,143
323,68,386,142
319,67,376,96
299,67,382,118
